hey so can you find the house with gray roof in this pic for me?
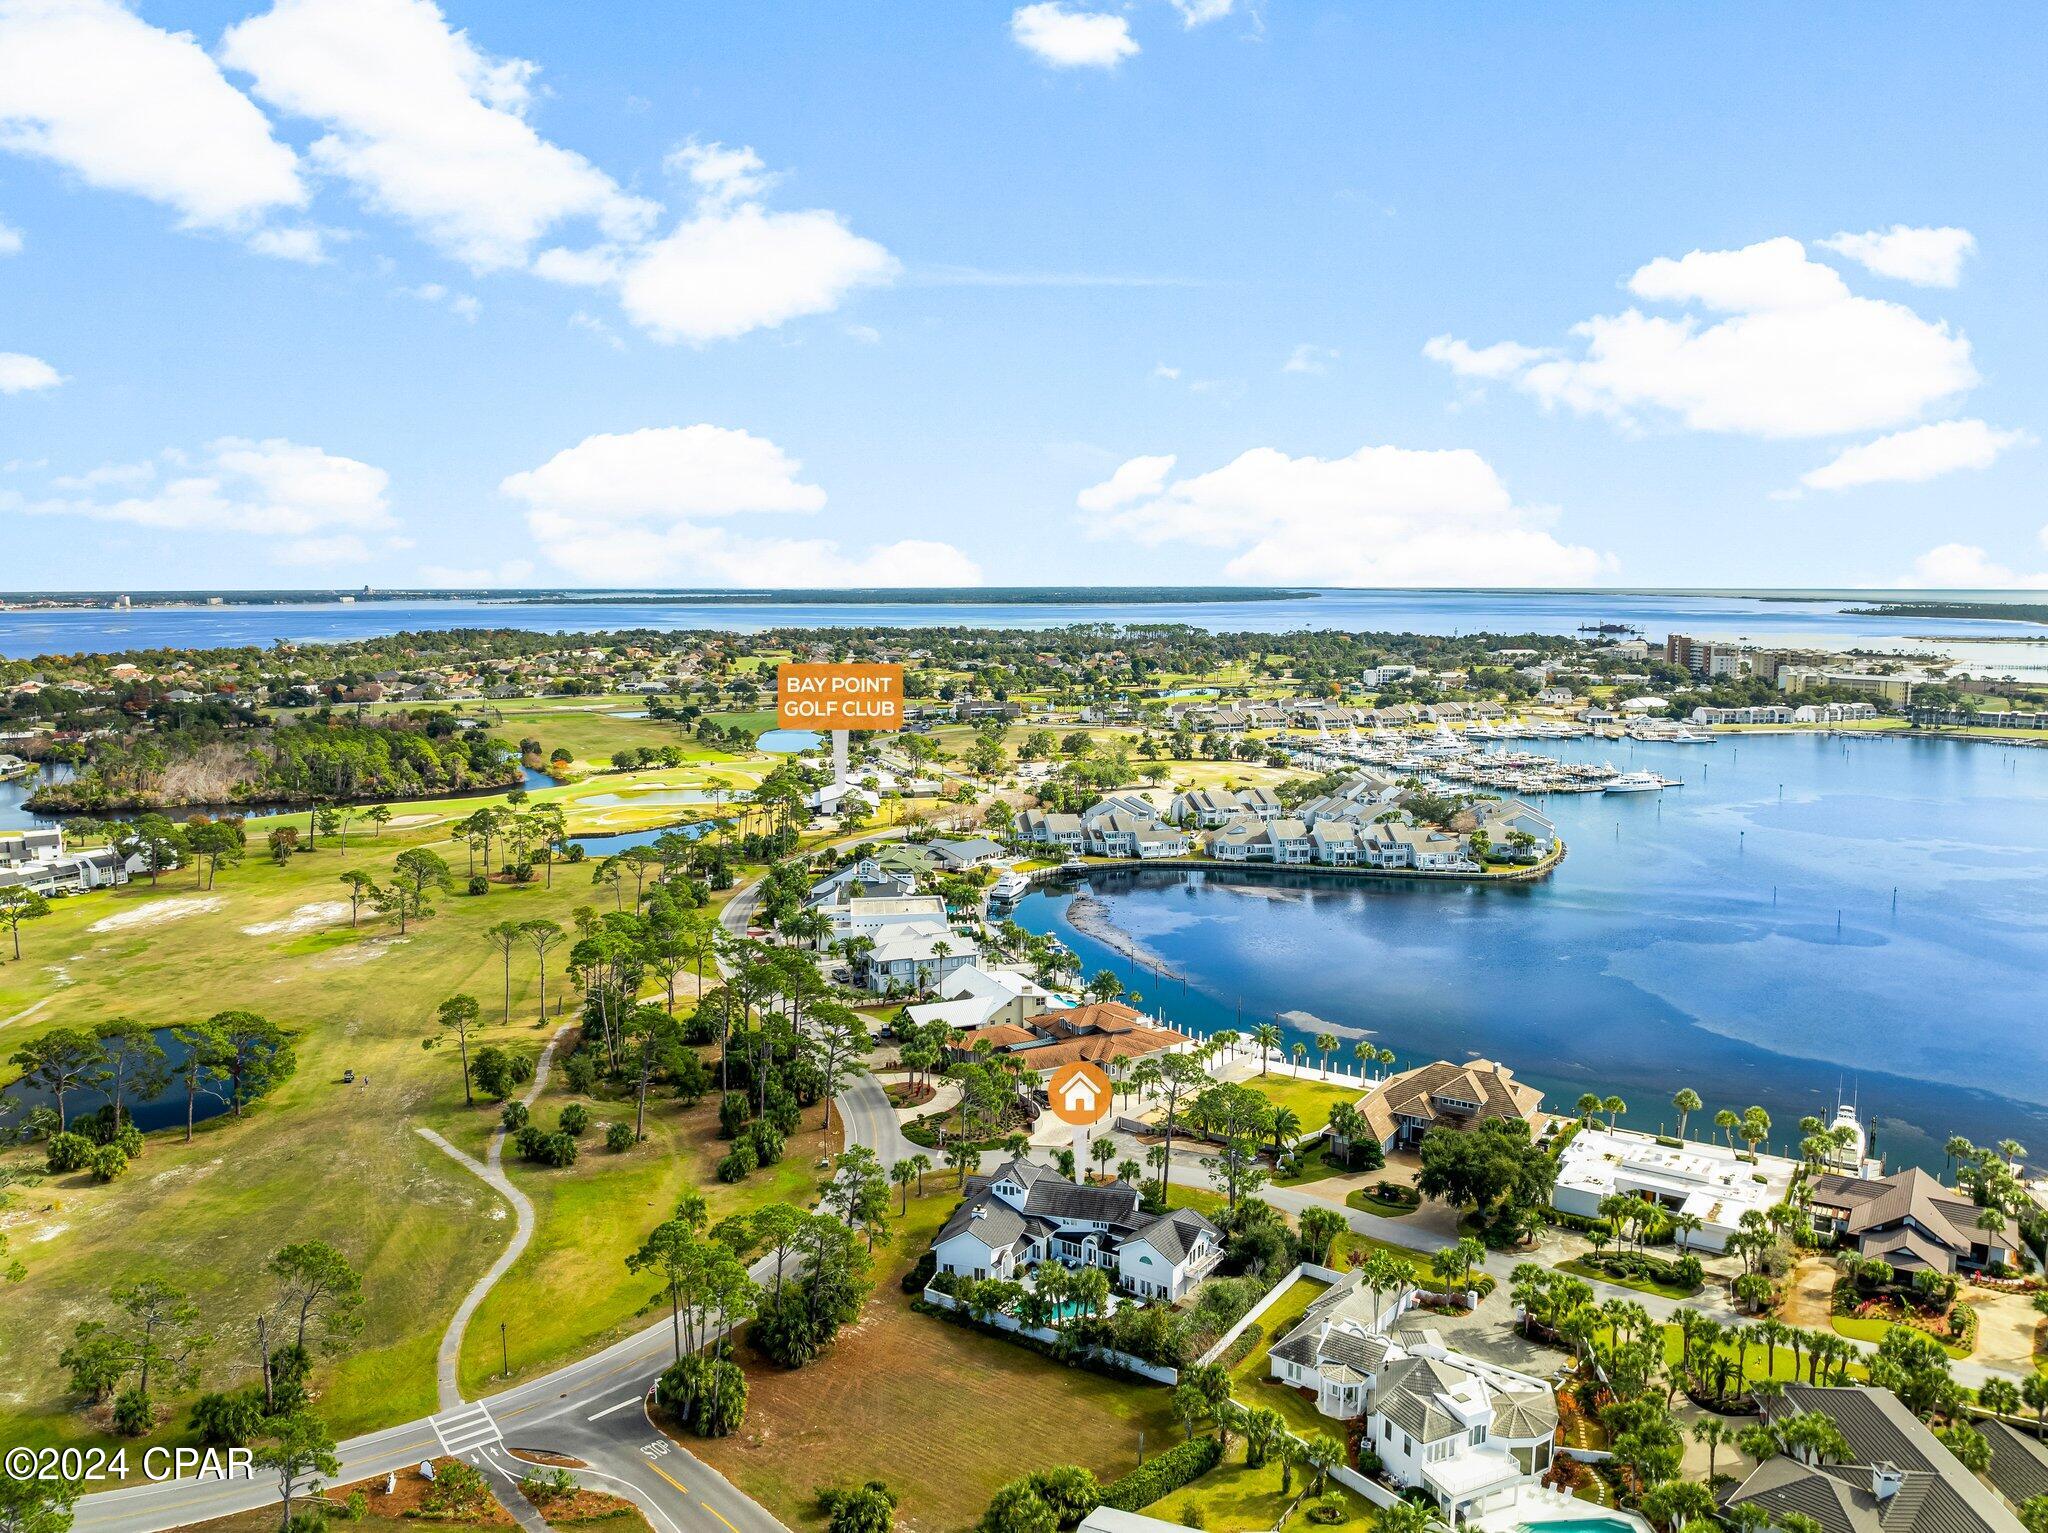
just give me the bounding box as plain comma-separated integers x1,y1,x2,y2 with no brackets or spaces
931,1157,1223,1302
1807,1168,2020,1275
1725,1384,2022,1533
1265,1267,1557,1522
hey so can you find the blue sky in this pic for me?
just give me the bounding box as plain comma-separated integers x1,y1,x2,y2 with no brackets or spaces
2,0,2045,591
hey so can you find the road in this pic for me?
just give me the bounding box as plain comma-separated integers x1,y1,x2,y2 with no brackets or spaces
75,852,909,1533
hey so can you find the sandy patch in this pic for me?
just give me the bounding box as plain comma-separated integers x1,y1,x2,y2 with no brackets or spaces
315,936,411,967
32,1224,69,1243
89,896,223,933
242,900,352,936
382,813,440,829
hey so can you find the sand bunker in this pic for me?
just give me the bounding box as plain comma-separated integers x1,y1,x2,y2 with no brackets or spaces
89,897,223,933
243,901,352,936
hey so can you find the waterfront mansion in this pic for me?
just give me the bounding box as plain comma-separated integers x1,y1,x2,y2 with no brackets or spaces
1266,1268,1559,1524
931,1157,1224,1301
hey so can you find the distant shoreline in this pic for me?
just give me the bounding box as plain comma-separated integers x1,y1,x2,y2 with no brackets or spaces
0,585,1316,611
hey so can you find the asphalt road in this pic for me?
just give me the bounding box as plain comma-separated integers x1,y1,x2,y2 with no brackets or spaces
74,854,908,1533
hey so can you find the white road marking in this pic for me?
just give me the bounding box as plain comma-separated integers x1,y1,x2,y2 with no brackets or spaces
586,1395,643,1421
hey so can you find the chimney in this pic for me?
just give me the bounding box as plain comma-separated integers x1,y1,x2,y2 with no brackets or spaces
1871,1463,1903,1502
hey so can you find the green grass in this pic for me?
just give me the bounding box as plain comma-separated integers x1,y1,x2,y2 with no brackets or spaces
1344,1187,1421,1217
1557,1257,1701,1300
458,1077,837,1393
1832,1313,1973,1360
1237,1074,1361,1134
1226,1275,1332,1440
690,1189,1179,1532
0,785,779,1450
1145,1446,1376,1533
1274,1153,1354,1188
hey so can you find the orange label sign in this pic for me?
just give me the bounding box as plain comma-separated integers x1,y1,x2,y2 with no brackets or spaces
777,663,904,731
1048,1061,1112,1127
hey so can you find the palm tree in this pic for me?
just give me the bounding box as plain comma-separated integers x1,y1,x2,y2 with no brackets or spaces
1314,1031,1337,1076
1290,1040,1308,1072
1270,1106,1303,1158
1575,1092,1603,1126
1671,1087,1702,1139
1602,1094,1627,1129
1715,1107,1740,1147
1692,1416,1733,1484
1353,1040,1376,1076
1251,1022,1282,1075
1944,1135,1977,1179
1671,1211,1704,1254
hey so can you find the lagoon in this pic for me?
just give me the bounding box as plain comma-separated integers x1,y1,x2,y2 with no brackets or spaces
1012,731,2048,1171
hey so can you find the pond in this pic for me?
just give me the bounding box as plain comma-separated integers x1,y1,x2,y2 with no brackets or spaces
755,729,822,754
574,787,724,809
1,1025,237,1137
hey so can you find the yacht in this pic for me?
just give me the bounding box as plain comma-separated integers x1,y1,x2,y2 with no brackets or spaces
988,868,1032,903
1603,771,1665,793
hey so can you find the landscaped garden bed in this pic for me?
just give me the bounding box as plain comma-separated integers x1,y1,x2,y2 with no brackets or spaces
1345,1181,1421,1217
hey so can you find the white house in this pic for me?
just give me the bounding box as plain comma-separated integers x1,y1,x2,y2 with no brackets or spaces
1170,788,1245,827
1267,1268,1558,1523
0,827,138,893
931,1158,1224,1301
1362,821,1471,870
1552,1124,1799,1253
1017,809,1087,854
863,922,981,993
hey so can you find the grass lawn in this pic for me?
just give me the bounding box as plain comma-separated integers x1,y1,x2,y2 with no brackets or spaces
1832,1313,1973,1360
1237,1075,1361,1134
691,1189,1179,1533
1556,1257,1700,1300
1330,1232,1434,1286
1145,1444,1376,1533
1226,1275,1331,1440
1344,1187,1420,1217
458,1076,841,1394
339,697,735,770
0,780,784,1450
1273,1153,1354,1189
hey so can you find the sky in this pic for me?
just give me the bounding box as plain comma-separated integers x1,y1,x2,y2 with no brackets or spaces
2,0,2046,592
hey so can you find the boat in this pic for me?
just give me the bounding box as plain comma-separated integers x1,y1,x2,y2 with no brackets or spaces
1058,858,1090,874
1603,771,1665,793
988,869,1032,902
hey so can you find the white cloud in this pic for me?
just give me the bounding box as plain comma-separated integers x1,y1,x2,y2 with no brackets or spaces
222,0,656,272
1820,225,1975,288
1079,443,1610,585
246,225,330,263
18,439,392,559
1077,454,1176,511
0,0,305,235
1011,3,1140,68
505,425,978,587
1907,543,2048,590
0,352,62,393
404,281,480,320
1151,363,1182,381
1421,335,1549,380
568,310,625,350
533,141,896,345
1283,343,1337,375
1169,0,1235,23
614,202,897,345
665,139,779,206
1800,419,2033,493
1628,236,1847,312
501,426,827,520
0,220,21,255
1449,237,1977,439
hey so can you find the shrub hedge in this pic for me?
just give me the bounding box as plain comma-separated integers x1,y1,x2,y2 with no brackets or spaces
1099,1434,1222,1511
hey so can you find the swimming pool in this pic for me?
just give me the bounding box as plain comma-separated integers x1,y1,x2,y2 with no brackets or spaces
1519,1517,1643,1533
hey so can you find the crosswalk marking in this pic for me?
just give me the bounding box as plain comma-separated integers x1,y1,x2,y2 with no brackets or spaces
430,1402,503,1457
